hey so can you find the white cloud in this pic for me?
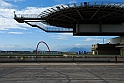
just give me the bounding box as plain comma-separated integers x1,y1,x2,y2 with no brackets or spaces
0,1,30,30
51,33,73,40
75,44,81,46
13,0,25,2
0,44,34,51
74,36,89,38
57,33,73,35
0,0,13,8
84,38,103,42
8,31,24,34
69,0,77,4
51,35,68,40
0,0,76,32
0,44,18,48
0,16,29,30
4,0,24,2
0,0,51,31
54,0,77,4
16,7,47,14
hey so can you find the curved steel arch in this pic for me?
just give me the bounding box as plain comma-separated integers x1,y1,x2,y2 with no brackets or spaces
36,41,50,54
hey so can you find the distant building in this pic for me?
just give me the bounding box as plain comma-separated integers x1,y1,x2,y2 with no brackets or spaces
33,50,60,54
92,44,120,55
109,36,124,56
92,36,124,55
108,37,120,44
0,51,32,54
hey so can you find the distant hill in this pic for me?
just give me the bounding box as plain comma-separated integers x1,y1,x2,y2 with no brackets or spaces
52,45,91,52
0,45,91,52
69,47,91,52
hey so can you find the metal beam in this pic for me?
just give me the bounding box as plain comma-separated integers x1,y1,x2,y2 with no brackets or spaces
100,2,121,21
80,2,83,7
104,2,111,9
51,8,57,11
74,3,84,20
115,2,124,8
60,13,78,22
61,5,65,9
89,9,99,20
97,10,119,20
99,2,104,8
49,8,78,22
39,12,49,17
51,4,78,22
67,4,71,8
44,11,50,14
24,20,43,22
49,18,75,22
93,2,97,8
109,2,117,9
87,2,89,9
47,9,54,13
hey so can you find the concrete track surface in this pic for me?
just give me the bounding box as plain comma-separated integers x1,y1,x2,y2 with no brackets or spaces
0,63,124,83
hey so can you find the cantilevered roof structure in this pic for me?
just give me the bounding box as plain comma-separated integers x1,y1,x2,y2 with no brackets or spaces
14,1,124,36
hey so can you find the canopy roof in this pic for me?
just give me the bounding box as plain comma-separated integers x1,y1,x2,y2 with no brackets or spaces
39,2,124,28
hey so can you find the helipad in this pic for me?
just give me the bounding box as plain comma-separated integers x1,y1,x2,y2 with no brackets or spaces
14,1,124,36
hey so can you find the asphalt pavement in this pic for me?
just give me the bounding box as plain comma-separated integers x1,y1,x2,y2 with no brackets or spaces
0,63,124,83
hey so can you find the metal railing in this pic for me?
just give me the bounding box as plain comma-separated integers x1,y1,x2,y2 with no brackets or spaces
26,22,73,32
14,14,40,18
39,1,124,18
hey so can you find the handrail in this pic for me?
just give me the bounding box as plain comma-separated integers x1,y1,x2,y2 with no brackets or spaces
14,14,40,18
33,22,73,32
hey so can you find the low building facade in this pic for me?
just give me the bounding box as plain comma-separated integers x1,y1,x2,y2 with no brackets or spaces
92,44,120,55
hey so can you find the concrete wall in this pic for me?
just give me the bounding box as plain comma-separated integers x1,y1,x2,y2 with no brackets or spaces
98,49,120,55
75,24,124,34
76,24,99,32
0,56,123,62
92,44,120,55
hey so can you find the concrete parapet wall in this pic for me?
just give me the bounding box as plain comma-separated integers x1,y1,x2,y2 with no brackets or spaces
0,56,123,62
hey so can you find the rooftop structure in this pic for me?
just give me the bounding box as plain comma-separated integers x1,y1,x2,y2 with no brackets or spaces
92,43,120,55
14,1,124,36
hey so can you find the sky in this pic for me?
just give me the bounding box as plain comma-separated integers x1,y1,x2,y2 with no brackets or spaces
0,0,123,51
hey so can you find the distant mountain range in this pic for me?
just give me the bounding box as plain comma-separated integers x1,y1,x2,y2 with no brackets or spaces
69,47,91,52
52,45,91,52
0,48,34,51
0,45,92,52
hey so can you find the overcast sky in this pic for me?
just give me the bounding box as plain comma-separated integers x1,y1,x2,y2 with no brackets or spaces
0,0,122,51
